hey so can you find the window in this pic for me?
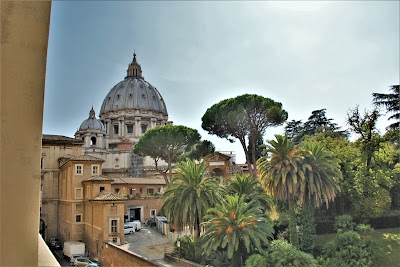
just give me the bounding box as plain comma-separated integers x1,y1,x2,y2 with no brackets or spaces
141,124,147,133
91,136,96,146
150,209,156,217
75,188,83,199
147,188,154,196
115,188,120,195
113,125,119,135
110,219,119,234
92,165,99,175
100,186,105,193
127,125,133,134
75,164,83,175
75,214,82,222
75,204,83,212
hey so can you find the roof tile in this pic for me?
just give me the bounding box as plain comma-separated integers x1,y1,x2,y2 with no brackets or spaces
92,192,126,201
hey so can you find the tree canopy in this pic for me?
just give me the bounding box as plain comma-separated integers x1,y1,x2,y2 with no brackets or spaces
133,125,207,184
202,94,288,176
373,85,399,131
285,109,347,143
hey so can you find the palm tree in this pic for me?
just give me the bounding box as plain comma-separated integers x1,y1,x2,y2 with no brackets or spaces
298,141,342,252
373,85,399,130
226,175,272,212
162,159,222,241
257,134,304,247
202,195,274,267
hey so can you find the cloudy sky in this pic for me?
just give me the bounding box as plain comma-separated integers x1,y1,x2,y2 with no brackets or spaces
43,1,399,163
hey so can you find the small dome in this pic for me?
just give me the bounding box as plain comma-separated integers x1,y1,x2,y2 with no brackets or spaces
79,107,105,132
100,53,168,116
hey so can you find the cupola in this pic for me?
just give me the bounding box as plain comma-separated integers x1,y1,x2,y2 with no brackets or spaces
126,52,143,78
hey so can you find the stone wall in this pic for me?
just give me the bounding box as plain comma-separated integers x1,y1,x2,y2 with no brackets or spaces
101,242,160,267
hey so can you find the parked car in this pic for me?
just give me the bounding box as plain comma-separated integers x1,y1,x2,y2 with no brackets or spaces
69,254,85,266
88,259,101,267
126,220,141,231
124,225,135,235
132,220,141,231
49,238,62,250
72,257,100,267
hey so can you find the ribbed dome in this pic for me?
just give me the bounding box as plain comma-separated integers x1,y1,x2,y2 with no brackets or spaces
100,53,168,116
79,107,105,132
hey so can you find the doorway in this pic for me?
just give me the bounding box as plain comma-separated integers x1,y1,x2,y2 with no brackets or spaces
129,207,142,221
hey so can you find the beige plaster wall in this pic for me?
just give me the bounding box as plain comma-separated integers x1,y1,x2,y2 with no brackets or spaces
1,2,51,265
101,242,158,267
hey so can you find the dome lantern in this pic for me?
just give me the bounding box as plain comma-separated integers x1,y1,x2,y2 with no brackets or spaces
78,107,105,132
89,106,96,119
126,52,143,78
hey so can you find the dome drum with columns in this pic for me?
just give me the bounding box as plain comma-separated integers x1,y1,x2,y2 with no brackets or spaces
75,53,170,175
99,52,169,147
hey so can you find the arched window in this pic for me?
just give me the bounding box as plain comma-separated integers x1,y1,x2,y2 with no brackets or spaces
91,136,97,146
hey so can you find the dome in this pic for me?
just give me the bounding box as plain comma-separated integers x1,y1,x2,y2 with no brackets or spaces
79,107,105,132
100,53,168,116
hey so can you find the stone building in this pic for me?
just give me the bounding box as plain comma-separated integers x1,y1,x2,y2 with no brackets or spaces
40,53,171,259
40,135,84,241
75,52,171,176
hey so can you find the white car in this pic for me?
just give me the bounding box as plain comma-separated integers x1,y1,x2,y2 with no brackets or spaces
126,220,141,231
124,225,135,235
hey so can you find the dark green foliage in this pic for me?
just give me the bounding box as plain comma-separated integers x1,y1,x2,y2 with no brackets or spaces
246,240,318,267
334,215,355,232
245,250,268,267
185,139,215,161
133,125,202,183
285,120,304,141
175,235,203,263
285,109,347,143
204,250,231,267
299,203,316,253
202,94,288,176
347,106,381,168
257,134,303,247
162,159,222,240
225,175,272,212
373,85,400,131
319,230,379,267
351,168,393,222
202,195,274,266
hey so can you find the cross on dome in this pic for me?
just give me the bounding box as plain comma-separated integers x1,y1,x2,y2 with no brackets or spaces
89,106,96,119
126,51,143,78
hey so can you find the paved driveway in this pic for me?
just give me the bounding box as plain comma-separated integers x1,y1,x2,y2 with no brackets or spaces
121,226,174,261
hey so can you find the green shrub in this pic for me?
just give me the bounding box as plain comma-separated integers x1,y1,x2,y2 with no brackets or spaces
319,230,379,267
356,224,373,237
334,214,355,232
176,235,202,263
246,240,318,267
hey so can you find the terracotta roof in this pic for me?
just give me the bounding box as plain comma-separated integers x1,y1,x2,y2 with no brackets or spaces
83,175,114,182
92,192,126,201
42,134,84,145
59,154,104,167
112,177,166,185
204,152,231,161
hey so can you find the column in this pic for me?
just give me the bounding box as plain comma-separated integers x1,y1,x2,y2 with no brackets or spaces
135,117,141,137
150,118,157,129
